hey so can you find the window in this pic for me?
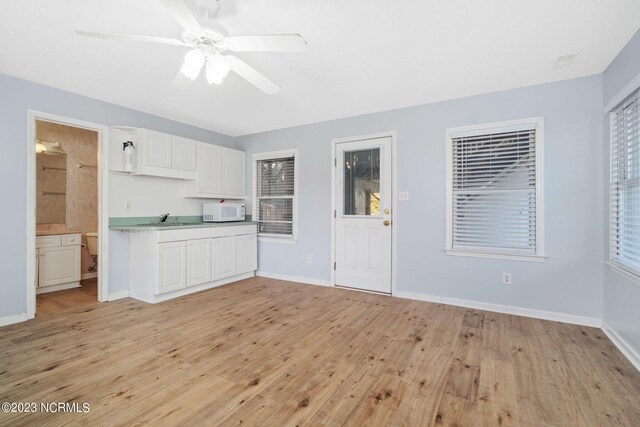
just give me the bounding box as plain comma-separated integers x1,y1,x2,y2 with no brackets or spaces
445,118,544,260
610,88,640,276
253,150,297,240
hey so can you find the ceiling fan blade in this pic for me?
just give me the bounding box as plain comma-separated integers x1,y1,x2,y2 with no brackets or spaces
75,31,188,46
171,70,195,90
225,55,281,95
224,34,307,52
157,0,202,32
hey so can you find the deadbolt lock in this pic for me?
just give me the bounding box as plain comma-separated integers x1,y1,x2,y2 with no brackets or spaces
384,209,390,214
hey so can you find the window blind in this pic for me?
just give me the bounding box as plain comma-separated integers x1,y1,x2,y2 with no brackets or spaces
451,128,537,255
254,155,295,237
610,88,640,275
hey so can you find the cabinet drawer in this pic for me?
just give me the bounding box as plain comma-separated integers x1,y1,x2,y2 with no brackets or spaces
62,234,81,246
186,228,210,240
236,225,257,236
36,236,61,248
157,229,188,243
210,227,236,238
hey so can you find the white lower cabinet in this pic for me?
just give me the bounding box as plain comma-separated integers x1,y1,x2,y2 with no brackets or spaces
36,234,81,294
129,224,257,303
158,241,186,294
187,239,211,287
212,236,236,280
236,233,258,274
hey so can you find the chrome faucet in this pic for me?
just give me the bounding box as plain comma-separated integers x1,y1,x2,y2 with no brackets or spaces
160,213,170,223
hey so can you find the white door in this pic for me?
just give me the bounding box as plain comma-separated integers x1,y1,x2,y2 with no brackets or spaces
335,137,392,293
143,130,173,169
157,241,186,294
38,246,81,288
172,136,197,171
186,239,211,287
212,236,236,280
221,148,246,196
236,233,257,274
197,143,222,194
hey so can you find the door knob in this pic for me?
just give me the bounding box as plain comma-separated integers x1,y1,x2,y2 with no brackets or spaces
383,220,390,226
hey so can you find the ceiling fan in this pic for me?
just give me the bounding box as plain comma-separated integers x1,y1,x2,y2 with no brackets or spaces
76,0,307,94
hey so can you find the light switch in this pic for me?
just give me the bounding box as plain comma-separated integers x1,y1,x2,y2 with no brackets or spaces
399,191,409,201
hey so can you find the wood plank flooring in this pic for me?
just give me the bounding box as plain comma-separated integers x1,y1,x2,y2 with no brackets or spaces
1,277,639,426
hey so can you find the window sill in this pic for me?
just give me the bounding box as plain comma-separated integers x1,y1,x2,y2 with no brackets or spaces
606,262,640,287
258,237,298,245
444,250,546,263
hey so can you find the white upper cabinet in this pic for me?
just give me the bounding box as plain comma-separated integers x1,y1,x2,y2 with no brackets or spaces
172,136,197,172
143,130,173,169
183,142,246,199
222,148,246,197
109,127,197,180
196,143,222,195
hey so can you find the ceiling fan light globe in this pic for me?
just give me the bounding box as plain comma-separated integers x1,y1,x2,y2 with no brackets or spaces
181,49,206,80
206,62,226,85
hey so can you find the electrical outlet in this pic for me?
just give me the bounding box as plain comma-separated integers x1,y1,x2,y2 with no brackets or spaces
123,201,131,211
503,272,512,285
305,255,312,265
399,191,409,201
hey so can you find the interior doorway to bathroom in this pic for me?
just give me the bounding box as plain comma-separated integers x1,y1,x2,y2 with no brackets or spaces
26,111,110,318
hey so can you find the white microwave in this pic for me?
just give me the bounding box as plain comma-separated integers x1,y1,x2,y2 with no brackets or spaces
203,202,246,222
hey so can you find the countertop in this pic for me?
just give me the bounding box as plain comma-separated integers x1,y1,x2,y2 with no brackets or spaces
109,220,257,231
36,230,82,237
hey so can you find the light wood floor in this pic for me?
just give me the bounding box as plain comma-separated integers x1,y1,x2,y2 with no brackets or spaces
35,278,97,317
1,277,639,426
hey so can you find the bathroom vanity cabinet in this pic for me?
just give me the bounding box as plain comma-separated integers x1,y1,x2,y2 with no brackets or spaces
35,233,81,294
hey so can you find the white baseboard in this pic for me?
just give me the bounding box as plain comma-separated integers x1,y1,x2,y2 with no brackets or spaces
256,271,332,287
394,290,602,328
0,312,29,328
108,290,130,301
601,320,640,372
81,272,98,280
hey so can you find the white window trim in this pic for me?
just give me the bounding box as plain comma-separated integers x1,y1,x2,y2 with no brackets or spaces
607,87,640,283
444,117,545,261
252,149,298,243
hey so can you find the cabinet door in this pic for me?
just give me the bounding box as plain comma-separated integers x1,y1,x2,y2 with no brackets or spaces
211,236,236,281
143,130,173,169
197,143,222,194
221,148,246,196
38,246,81,288
172,136,197,171
158,241,186,294
236,233,257,274
187,239,211,287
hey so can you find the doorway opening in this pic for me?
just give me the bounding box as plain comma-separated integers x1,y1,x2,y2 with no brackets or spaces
26,111,110,318
331,132,397,295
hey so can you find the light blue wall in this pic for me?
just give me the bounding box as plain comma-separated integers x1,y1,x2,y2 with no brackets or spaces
0,73,233,318
602,30,640,354
237,75,605,319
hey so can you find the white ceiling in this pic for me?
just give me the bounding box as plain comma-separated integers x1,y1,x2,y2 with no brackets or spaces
1,1,639,136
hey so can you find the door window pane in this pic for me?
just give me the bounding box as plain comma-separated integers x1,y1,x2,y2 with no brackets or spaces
343,148,380,216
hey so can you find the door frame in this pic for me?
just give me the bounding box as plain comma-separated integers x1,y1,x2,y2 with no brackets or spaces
26,110,110,318
330,131,397,296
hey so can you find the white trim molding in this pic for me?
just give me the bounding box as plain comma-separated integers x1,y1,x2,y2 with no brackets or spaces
256,271,331,287
601,321,640,372
395,290,601,327
0,313,29,328
252,149,298,242
445,117,545,260
330,131,398,296
604,71,640,113
26,110,110,320
606,262,640,288
81,272,99,280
